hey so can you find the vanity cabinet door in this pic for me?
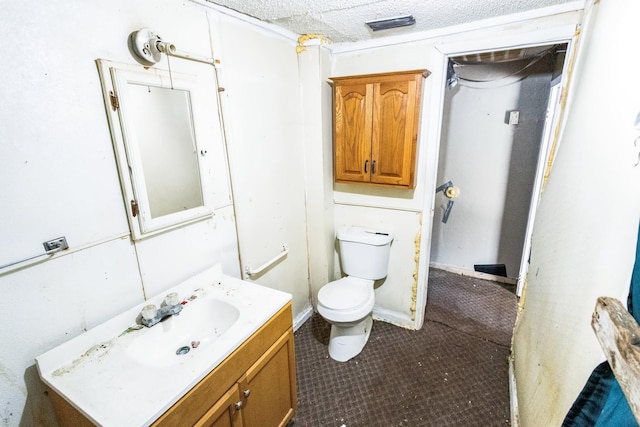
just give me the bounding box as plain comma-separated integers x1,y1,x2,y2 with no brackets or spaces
195,386,243,427
239,328,297,427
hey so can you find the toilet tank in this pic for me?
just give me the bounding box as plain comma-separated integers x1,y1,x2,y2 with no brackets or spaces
337,226,393,280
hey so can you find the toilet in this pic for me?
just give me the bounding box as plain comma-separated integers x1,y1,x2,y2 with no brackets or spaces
317,226,393,362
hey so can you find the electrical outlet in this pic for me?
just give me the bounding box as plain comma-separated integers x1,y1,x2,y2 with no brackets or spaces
43,237,69,252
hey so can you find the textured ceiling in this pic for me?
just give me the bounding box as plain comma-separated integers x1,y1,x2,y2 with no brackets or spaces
205,0,575,43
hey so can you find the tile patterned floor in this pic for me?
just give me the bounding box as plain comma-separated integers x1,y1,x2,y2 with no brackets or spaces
291,269,518,427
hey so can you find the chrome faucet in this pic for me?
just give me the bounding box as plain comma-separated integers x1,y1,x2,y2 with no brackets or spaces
140,292,183,327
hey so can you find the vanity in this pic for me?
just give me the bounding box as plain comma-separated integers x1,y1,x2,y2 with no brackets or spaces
36,265,296,427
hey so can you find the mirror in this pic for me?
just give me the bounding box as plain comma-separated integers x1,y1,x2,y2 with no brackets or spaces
97,60,213,239
126,84,203,218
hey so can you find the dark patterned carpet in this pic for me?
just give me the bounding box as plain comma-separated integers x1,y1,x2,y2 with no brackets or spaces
291,268,518,427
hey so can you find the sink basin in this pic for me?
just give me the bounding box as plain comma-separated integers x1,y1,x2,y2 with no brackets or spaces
125,298,240,368
35,264,292,427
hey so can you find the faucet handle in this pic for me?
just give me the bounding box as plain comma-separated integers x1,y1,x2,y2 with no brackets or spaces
141,304,157,320
164,292,181,306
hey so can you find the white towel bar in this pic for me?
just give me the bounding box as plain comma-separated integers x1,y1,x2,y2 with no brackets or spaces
244,244,289,278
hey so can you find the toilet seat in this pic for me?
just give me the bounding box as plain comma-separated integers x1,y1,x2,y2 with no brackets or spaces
317,277,374,323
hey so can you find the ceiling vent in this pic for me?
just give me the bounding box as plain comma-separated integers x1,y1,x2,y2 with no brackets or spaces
365,15,415,32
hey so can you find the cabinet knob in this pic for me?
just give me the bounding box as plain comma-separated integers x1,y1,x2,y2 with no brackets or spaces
243,389,251,398
372,160,376,174
364,159,369,173
235,401,243,410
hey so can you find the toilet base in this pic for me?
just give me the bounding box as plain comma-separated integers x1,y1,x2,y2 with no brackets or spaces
327,315,373,362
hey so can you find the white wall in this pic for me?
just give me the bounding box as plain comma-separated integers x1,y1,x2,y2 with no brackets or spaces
0,1,312,425
210,13,314,320
431,61,553,279
512,0,640,424
298,42,336,309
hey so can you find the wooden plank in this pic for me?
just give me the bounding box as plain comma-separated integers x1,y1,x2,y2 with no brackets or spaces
592,296,640,423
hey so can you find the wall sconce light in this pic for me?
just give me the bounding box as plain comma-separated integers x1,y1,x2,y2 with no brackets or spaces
127,28,215,67
128,28,176,66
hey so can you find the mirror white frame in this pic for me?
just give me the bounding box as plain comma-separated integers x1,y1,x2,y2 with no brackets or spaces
97,59,213,239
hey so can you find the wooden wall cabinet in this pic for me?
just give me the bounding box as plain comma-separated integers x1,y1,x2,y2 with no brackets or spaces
329,70,429,189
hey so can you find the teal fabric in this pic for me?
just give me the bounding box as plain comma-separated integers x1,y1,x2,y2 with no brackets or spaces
594,381,637,427
628,222,640,322
563,223,640,427
563,362,618,426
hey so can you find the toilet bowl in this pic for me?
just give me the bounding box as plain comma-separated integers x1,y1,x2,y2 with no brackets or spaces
317,226,393,362
317,277,375,362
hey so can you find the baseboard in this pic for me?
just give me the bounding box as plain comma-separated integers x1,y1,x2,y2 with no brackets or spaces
372,306,415,330
293,304,313,332
429,262,517,286
296,304,416,331
509,355,520,427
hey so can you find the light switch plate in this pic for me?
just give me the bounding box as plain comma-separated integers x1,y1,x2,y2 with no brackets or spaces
508,110,520,125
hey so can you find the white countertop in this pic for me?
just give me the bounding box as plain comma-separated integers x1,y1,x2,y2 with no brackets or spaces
35,265,292,427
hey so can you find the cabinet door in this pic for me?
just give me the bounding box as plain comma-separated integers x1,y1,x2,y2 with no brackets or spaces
334,82,373,183
239,328,297,427
371,77,419,187
195,386,243,427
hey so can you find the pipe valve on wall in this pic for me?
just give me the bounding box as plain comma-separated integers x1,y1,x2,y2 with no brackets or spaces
436,181,460,224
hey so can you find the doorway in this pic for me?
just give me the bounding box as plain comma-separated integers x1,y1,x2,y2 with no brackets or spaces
429,44,567,292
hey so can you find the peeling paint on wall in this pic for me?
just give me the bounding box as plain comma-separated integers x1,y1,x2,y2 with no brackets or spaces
410,212,423,321
296,33,332,54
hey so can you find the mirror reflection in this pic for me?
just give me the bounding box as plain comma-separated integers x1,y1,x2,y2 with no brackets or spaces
126,84,204,218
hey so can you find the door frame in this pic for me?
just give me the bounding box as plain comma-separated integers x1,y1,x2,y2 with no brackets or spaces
517,76,564,296
414,24,579,328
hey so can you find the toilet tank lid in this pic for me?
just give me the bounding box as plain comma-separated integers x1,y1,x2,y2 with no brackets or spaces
337,226,393,246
